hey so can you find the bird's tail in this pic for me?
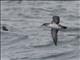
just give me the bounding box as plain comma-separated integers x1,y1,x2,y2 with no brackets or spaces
53,39,57,46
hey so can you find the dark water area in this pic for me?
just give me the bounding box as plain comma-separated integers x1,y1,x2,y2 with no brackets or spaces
1,1,80,60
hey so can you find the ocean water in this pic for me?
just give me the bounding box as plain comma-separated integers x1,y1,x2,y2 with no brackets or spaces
1,1,80,60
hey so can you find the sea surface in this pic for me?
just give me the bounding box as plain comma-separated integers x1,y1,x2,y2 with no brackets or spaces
1,1,80,60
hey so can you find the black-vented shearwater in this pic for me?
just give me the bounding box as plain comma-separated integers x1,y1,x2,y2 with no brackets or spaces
41,16,67,46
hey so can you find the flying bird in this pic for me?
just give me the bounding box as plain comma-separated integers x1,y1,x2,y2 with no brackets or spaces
2,26,8,31
41,16,67,46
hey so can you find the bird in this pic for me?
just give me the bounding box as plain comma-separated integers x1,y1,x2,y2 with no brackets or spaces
2,26,8,31
41,16,67,46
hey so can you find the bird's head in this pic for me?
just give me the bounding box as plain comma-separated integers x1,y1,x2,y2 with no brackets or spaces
52,16,60,24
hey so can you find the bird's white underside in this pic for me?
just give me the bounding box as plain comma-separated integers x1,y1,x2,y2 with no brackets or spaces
48,24,61,29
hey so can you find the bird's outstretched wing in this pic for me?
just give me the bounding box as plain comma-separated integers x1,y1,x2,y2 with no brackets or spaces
51,28,59,46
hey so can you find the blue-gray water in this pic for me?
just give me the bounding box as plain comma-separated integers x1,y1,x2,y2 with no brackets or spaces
1,1,80,60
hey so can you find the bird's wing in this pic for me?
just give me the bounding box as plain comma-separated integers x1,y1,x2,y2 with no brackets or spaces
51,28,59,45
